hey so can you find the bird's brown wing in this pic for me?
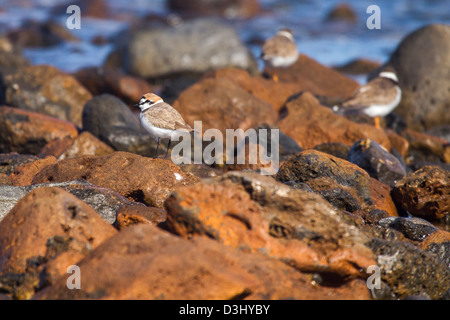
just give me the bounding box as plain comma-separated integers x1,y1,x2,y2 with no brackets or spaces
262,35,298,59
341,77,399,110
144,103,193,131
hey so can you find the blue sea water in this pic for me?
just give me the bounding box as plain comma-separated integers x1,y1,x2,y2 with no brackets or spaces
0,0,448,75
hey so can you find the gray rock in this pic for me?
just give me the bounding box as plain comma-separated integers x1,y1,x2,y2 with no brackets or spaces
125,18,258,79
386,24,450,131
368,238,450,299
82,94,158,157
377,217,438,242
0,185,28,222
349,139,406,188
0,180,146,224
0,153,38,175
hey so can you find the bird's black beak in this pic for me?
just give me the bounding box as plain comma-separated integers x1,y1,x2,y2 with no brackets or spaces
133,103,140,108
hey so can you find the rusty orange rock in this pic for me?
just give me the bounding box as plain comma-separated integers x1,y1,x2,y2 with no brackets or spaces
115,205,167,230
165,171,376,280
392,166,449,221
172,77,276,135
10,156,58,186
0,106,78,154
204,67,300,113
264,54,360,99
3,65,92,127
31,151,200,207
278,92,391,150
36,224,371,300
369,178,398,217
0,187,117,276
57,131,114,160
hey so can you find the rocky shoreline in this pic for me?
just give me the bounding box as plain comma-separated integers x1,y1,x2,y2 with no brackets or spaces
0,9,449,300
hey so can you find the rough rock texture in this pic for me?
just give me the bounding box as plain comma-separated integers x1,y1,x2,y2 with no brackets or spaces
264,55,360,100
368,238,450,299
348,139,406,188
420,230,450,269
36,224,371,300
377,217,439,242
386,24,450,131
401,129,449,168
368,178,398,217
10,156,58,186
172,77,277,134
3,65,92,127
392,166,449,221
115,206,167,230
277,92,391,150
0,153,38,175
82,94,158,157
56,131,114,160
276,150,373,213
31,151,200,207
168,0,261,19
0,187,117,299
165,171,375,280
125,19,258,79
0,106,78,154
0,180,147,224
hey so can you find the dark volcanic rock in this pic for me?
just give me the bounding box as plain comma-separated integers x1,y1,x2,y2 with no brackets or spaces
276,149,373,212
386,24,450,131
392,166,449,221
420,231,450,269
368,238,450,299
377,217,439,242
348,139,406,188
82,94,158,157
313,142,350,160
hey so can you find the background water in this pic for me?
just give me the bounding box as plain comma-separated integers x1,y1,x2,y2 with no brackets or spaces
0,0,449,75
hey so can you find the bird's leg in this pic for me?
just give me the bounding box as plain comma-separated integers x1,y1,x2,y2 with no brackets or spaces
164,139,171,160
155,137,160,158
374,116,381,129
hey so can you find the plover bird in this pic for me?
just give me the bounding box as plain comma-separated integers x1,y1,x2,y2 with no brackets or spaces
134,93,194,159
333,68,401,128
261,28,299,82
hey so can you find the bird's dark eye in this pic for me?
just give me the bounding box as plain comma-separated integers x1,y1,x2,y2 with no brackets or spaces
149,100,153,104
